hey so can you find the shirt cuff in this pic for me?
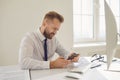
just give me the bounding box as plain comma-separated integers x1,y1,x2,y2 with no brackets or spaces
43,61,50,69
64,51,70,59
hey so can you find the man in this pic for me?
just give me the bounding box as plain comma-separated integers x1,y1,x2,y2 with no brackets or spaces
19,11,80,69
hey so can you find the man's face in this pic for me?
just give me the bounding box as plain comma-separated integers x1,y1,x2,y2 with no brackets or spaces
44,18,61,39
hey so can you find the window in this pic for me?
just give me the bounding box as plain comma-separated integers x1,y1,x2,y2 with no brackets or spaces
73,0,120,44
73,0,94,43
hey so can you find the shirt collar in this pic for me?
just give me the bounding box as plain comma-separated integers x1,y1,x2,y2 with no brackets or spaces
37,28,46,41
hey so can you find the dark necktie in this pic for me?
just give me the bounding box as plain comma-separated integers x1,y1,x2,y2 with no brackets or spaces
44,38,48,61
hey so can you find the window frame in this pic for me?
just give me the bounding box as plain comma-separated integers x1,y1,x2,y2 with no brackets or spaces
73,0,120,45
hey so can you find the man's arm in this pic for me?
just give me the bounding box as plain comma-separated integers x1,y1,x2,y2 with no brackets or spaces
55,38,80,62
55,38,70,59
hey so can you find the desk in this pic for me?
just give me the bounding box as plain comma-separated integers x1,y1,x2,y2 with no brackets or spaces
31,68,107,80
30,57,120,80
0,58,120,80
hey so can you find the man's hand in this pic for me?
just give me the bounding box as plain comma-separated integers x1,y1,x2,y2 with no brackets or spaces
50,57,71,69
68,53,80,62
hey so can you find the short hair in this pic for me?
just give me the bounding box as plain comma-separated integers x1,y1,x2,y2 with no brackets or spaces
44,11,64,23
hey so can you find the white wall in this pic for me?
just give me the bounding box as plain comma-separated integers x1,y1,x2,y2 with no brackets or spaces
0,0,73,65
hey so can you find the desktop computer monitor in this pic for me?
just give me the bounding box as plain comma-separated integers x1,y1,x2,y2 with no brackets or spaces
104,0,118,70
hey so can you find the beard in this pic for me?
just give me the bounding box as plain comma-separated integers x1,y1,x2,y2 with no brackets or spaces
43,29,55,39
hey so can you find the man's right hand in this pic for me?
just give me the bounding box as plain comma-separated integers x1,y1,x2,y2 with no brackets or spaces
50,56,71,69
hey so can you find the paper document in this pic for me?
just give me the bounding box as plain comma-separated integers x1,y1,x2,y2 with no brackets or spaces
0,65,29,80
68,57,91,74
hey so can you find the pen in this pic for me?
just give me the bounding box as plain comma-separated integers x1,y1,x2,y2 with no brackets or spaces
90,64,101,69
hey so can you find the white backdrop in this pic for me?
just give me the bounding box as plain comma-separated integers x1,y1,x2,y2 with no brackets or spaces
0,0,73,65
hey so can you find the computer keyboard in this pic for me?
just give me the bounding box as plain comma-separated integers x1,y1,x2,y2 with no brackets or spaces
67,57,91,74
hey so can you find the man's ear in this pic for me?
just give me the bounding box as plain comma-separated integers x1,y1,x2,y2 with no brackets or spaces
43,19,48,28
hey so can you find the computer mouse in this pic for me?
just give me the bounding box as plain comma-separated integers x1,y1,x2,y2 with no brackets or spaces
65,73,82,79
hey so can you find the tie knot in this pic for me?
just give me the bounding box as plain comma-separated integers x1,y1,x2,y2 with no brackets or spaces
44,38,47,42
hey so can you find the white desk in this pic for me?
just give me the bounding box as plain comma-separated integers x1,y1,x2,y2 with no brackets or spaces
0,58,120,80
30,57,120,80
31,68,107,80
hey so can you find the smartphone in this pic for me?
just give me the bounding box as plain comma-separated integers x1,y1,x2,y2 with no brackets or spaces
67,53,79,60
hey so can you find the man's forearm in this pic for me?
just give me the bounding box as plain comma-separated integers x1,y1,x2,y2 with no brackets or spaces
20,57,50,69
50,61,55,69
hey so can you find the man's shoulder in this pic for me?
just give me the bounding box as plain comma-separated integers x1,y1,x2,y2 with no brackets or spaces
21,32,37,41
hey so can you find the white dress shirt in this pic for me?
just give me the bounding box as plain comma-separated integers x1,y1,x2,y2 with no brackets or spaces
19,29,69,69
